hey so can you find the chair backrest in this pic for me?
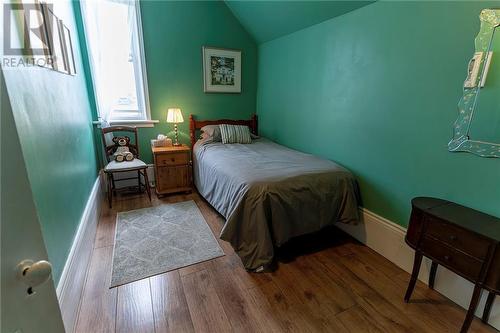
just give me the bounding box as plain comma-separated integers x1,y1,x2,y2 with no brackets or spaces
101,126,140,162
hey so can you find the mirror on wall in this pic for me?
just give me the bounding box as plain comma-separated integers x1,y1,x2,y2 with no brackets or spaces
449,9,500,158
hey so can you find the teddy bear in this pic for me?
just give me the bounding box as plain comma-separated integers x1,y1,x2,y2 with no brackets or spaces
112,136,135,162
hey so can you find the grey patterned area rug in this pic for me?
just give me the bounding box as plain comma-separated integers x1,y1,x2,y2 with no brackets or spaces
110,200,224,287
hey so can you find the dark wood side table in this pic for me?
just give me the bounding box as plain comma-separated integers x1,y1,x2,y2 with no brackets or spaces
405,197,500,333
151,145,192,196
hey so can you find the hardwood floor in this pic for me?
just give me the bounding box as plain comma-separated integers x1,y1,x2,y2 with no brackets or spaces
74,191,498,333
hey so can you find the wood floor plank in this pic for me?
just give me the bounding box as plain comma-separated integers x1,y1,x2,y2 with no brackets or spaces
341,253,439,331
343,246,497,333
74,246,117,333
243,285,296,332
181,269,232,333
116,279,155,333
348,242,495,330
393,270,498,333
246,280,327,333
336,304,385,333
269,262,349,332
318,245,496,333
208,260,281,332
213,252,272,290
315,251,430,333
178,259,214,277
150,271,195,333
94,206,116,249
293,254,357,311
75,191,498,333
270,259,354,316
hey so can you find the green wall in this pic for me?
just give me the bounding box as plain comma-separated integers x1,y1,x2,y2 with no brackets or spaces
3,1,98,283
257,1,500,227
136,0,257,163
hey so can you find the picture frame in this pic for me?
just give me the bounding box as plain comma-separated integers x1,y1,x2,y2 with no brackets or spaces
18,1,76,75
202,46,241,93
28,1,53,68
61,24,76,75
44,7,66,73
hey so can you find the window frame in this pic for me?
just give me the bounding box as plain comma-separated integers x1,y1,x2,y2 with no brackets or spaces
80,0,156,127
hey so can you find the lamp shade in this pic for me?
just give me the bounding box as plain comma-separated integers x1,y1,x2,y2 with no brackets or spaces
166,108,184,123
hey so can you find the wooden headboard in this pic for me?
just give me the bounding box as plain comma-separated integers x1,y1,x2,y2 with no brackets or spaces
189,114,258,148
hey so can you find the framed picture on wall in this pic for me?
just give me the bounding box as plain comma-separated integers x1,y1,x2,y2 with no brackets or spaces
61,24,76,75
28,1,53,68
202,46,241,93
45,7,68,73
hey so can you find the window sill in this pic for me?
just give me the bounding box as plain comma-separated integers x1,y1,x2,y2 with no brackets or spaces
92,119,159,128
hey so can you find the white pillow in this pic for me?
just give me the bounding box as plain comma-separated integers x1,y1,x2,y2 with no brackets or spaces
200,125,222,142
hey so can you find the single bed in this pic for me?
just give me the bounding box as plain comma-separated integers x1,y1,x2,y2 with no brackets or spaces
189,114,360,271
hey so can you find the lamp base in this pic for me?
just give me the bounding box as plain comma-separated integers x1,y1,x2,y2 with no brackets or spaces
173,124,181,146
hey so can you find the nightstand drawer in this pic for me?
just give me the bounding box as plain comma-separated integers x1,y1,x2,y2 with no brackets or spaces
156,152,189,166
425,217,490,260
421,236,483,281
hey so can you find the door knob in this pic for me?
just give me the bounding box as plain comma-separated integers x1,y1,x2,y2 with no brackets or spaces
16,259,52,293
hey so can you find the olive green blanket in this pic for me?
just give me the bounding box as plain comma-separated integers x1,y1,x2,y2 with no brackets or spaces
193,138,360,271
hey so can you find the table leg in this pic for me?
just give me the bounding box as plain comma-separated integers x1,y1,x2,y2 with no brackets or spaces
429,261,438,290
482,291,496,323
460,284,483,333
404,251,423,303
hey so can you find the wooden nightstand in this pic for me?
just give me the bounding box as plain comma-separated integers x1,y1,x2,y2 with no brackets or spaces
405,197,500,333
151,145,192,195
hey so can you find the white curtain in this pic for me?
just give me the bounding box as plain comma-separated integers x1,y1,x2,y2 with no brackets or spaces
80,0,142,121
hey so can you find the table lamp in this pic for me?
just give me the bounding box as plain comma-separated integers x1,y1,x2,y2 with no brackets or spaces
166,108,184,146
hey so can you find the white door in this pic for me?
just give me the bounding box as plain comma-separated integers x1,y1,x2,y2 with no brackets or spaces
1,71,65,333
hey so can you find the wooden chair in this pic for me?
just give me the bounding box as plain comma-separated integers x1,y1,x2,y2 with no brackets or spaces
101,126,151,208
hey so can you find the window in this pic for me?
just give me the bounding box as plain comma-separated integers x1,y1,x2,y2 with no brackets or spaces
80,0,153,124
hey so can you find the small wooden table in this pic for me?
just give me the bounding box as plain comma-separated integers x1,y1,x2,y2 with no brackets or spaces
151,145,192,195
405,197,500,333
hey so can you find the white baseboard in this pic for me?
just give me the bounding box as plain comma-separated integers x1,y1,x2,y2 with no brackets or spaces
56,176,103,333
337,208,500,330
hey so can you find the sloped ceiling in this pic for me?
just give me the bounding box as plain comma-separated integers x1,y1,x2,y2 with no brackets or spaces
224,1,374,44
